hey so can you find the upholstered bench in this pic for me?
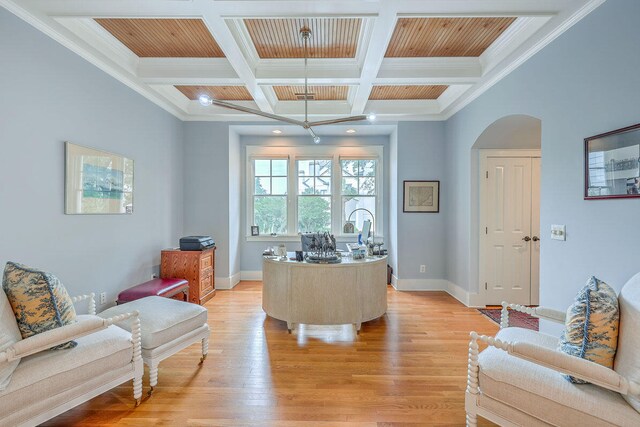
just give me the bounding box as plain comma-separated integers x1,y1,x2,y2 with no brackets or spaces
117,278,189,304
99,296,209,394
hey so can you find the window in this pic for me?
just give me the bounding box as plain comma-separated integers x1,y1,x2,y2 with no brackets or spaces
341,159,377,233
297,159,331,233
247,146,382,238
252,158,288,235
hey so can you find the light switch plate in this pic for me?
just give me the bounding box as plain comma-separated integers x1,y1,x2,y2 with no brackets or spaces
551,224,566,241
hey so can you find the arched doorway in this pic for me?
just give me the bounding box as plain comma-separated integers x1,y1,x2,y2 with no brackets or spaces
471,115,542,306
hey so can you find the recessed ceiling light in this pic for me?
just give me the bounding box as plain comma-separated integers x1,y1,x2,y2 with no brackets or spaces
367,113,377,122
346,129,357,134
272,129,282,134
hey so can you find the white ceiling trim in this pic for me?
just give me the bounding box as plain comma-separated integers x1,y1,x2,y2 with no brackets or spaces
0,0,606,122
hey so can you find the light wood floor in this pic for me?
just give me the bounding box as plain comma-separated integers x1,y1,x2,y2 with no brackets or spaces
45,282,499,426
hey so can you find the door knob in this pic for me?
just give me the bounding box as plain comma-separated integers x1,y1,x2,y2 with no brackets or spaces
532,236,540,242
522,236,531,242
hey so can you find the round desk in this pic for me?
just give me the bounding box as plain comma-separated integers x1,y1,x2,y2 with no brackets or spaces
262,255,387,333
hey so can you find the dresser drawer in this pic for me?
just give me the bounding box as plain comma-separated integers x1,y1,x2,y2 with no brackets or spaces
200,272,213,294
200,253,213,270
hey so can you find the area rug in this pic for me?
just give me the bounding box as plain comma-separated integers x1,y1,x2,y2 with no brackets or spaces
478,308,539,331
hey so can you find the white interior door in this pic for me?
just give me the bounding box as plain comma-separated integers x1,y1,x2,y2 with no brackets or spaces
530,157,541,305
484,157,533,305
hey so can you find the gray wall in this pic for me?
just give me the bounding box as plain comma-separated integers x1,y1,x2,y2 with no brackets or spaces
182,122,231,279
0,8,184,309
444,0,640,325
395,122,447,281
181,123,449,283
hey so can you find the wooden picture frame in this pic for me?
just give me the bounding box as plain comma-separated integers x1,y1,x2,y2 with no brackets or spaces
584,123,640,199
403,180,440,213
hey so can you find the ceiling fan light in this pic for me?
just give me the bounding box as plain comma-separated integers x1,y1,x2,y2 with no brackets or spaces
198,94,213,106
367,113,377,122
313,136,321,144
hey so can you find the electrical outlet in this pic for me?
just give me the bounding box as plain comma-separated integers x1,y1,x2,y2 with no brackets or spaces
419,265,426,273
100,292,106,305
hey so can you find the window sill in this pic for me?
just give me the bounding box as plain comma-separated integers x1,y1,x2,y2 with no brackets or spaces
245,234,384,243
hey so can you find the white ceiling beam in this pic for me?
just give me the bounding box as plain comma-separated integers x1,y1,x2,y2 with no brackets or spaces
26,0,565,18
198,3,274,113
365,100,441,115
376,58,481,85
274,101,353,116
350,5,398,115
138,58,242,85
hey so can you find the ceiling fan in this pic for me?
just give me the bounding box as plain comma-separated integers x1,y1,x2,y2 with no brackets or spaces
197,26,375,143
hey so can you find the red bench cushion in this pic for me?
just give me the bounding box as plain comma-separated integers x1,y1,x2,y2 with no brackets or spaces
117,278,188,303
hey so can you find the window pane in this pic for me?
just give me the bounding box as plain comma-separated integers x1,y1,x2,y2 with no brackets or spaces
315,177,331,195
342,177,358,195
298,196,331,233
271,177,287,195
298,177,314,195
272,159,287,176
254,196,287,234
359,177,376,195
343,196,376,234
359,160,376,176
255,160,271,176
341,160,357,177
316,160,332,176
298,160,314,176
255,177,270,195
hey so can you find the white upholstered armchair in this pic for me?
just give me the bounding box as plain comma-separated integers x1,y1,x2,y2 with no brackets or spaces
0,293,143,427
466,273,640,426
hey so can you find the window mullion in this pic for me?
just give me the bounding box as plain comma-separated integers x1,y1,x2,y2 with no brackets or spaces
289,156,296,235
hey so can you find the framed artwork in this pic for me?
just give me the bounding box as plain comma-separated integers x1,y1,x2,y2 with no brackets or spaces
65,142,134,214
403,180,440,213
585,123,640,199
251,225,260,236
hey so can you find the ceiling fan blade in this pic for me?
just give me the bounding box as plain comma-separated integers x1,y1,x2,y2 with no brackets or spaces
209,99,306,127
307,127,319,140
308,115,368,127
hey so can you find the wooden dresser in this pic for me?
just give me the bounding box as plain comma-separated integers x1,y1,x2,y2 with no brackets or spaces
160,247,216,305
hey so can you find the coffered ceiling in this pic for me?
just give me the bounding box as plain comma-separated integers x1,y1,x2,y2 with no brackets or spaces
0,0,604,121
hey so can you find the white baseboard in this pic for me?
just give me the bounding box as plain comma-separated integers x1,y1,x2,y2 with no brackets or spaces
240,270,262,281
392,278,483,308
393,278,451,291
225,270,483,308
215,272,241,290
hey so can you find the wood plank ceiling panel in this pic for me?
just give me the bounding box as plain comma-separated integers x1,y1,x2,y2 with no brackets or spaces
385,17,516,57
95,18,225,57
273,86,349,101
369,85,449,100
244,18,361,58
175,86,253,101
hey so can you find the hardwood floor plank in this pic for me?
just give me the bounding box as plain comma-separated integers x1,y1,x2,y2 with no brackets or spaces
44,282,498,426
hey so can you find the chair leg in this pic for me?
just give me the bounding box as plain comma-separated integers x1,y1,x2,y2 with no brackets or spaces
200,336,209,364
133,374,142,406
466,413,477,427
148,362,159,396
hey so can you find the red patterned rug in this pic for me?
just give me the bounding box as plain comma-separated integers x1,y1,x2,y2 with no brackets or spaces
478,308,539,331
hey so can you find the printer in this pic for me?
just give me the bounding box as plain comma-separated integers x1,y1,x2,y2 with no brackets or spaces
179,236,215,251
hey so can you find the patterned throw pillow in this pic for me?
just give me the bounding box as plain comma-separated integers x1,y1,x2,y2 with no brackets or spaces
2,262,77,349
558,276,619,383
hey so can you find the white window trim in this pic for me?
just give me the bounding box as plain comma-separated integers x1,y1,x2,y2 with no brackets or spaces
246,145,383,241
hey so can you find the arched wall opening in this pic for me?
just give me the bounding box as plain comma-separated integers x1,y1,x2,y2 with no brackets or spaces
468,114,542,305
